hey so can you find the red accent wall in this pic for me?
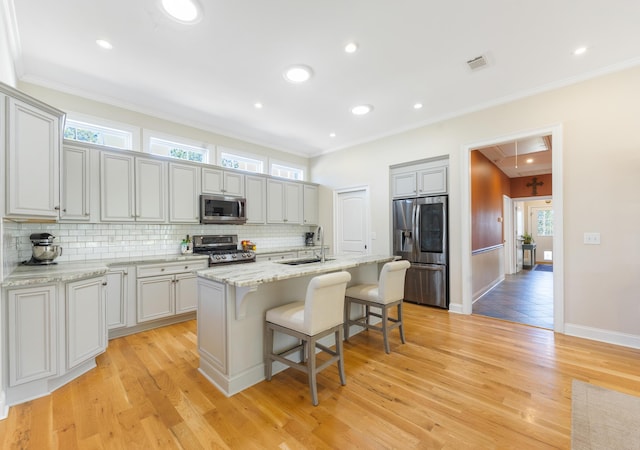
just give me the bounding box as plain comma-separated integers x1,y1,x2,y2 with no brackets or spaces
510,174,552,198
471,151,511,251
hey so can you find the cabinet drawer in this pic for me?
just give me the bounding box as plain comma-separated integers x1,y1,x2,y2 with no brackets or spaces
137,260,207,278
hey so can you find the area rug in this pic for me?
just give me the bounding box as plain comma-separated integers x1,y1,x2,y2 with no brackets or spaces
572,379,640,449
534,264,553,272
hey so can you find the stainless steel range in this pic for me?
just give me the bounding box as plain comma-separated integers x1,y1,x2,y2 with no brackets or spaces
193,235,256,266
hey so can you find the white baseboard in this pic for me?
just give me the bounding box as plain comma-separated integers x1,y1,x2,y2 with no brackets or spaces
565,323,640,349
0,390,7,420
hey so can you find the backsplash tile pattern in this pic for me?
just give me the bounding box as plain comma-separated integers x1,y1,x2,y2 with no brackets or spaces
3,221,314,277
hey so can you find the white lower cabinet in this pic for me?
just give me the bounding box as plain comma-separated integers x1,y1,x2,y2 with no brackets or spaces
255,252,297,262
7,285,58,386
66,277,107,370
136,260,207,323
5,275,107,406
106,267,129,330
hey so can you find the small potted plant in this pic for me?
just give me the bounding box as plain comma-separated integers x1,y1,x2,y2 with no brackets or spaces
522,233,534,244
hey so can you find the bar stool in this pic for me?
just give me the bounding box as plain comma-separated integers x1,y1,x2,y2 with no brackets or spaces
264,271,352,406
344,260,411,354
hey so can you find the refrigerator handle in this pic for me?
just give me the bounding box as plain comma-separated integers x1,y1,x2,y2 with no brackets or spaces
401,230,412,252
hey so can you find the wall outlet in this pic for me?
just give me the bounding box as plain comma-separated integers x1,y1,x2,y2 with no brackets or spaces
584,232,601,245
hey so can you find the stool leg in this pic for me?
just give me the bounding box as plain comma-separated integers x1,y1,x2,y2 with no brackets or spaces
382,305,390,354
265,324,274,381
336,328,346,386
307,337,318,406
344,297,350,340
398,302,406,344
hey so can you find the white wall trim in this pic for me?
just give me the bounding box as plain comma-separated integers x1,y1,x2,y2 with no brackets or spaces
565,323,640,350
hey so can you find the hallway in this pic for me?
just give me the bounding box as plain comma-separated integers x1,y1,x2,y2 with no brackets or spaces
472,266,553,329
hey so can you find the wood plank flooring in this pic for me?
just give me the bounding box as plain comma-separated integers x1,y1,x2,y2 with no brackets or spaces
473,267,554,329
1,303,639,449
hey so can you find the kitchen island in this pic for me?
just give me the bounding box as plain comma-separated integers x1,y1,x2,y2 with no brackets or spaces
196,254,396,396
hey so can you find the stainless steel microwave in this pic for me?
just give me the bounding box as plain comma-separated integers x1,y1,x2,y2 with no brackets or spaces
200,195,247,224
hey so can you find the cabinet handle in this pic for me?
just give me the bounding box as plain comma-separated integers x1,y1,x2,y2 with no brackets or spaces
184,266,188,269
161,268,165,271
102,281,108,286
54,206,60,210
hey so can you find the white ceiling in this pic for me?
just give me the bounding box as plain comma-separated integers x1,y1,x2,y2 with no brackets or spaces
6,1,640,157
476,136,552,178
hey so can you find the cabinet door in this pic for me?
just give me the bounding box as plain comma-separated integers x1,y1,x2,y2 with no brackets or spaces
8,285,57,386
284,182,303,224
60,146,91,221
175,273,198,313
418,166,448,195
303,184,319,225
202,167,224,194
66,277,107,370
100,152,135,221
223,171,245,197
6,98,61,218
255,252,297,261
391,172,417,198
266,179,285,223
136,158,167,222
245,175,266,224
137,275,175,323
197,280,227,373
169,163,200,223
106,268,128,330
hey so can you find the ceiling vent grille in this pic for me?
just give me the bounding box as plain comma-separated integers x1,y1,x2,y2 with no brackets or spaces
466,55,488,71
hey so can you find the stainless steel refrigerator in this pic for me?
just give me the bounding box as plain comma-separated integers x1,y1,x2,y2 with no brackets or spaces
393,195,449,309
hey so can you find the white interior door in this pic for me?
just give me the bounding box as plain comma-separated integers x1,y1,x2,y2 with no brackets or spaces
335,188,369,255
530,205,554,264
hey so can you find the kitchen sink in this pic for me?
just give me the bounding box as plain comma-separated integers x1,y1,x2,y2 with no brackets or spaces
278,257,334,265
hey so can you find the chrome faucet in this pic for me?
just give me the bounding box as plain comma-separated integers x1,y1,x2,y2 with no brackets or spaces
316,225,325,262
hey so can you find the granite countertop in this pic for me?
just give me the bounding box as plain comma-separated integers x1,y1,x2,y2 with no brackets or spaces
196,254,397,288
2,253,210,288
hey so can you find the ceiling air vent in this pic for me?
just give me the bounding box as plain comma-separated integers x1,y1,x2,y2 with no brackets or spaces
466,55,488,71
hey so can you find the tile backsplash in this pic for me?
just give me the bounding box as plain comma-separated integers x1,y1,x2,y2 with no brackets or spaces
3,221,315,277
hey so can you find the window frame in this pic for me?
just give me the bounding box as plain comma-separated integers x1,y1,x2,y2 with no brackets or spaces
143,129,213,164
269,159,306,181
63,112,139,150
217,147,267,174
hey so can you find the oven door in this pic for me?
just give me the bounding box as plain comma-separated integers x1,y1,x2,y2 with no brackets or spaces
200,195,246,224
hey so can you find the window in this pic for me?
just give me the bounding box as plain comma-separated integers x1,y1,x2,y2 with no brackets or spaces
64,119,133,150
148,136,209,163
271,163,304,181
220,151,264,173
536,209,554,236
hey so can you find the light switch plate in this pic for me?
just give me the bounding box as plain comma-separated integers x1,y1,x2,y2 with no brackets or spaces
584,232,601,245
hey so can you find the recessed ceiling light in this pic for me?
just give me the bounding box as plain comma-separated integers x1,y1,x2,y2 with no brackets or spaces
526,158,534,164
351,104,373,116
413,103,423,110
254,102,263,109
96,39,113,50
283,65,313,83
329,132,336,138
573,46,588,56
161,0,202,23
344,42,358,54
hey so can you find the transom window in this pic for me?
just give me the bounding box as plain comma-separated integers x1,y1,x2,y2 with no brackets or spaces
64,119,133,150
148,137,208,163
271,163,304,181
221,152,264,173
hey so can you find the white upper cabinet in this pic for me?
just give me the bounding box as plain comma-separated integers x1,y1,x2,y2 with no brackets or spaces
4,93,65,218
391,159,449,198
245,174,266,224
202,167,245,197
100,152,135,221
169,162,200,223
303,184,319,226
60,146,90,221
267,179,303,224
135,158,167,222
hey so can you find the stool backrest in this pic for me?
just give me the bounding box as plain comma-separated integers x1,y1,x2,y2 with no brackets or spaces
378,260,411,304
304,271,352,335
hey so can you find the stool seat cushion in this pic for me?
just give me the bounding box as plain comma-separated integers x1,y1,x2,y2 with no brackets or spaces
345,284,380,303
266,301,305,333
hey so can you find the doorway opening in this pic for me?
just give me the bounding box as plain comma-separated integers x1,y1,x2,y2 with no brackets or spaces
460,124,564,333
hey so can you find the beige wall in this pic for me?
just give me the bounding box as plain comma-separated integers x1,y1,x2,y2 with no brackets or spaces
311,65,640,343
0,4,16,86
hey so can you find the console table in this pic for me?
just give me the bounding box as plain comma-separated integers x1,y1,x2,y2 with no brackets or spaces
522,243,537,269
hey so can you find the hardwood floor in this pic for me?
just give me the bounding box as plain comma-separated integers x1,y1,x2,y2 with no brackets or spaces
473,266,553,329
2,303,639,449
